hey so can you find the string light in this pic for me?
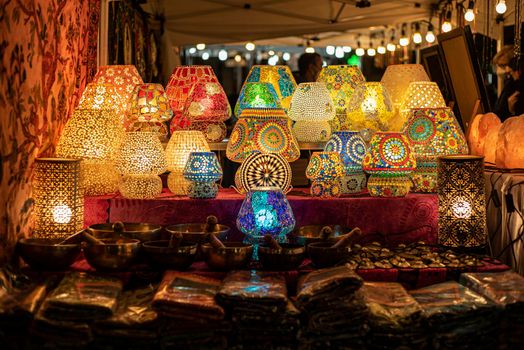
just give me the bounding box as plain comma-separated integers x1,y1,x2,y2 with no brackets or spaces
367,40,376,56
282,52,291,61
335,46,345,58
202,52,210,60
305,46,316,53
268,50,275,56
234,54,242,62
343,46,352,53
355,40,365,56
387,31,396,52
426,23,436,43
326,45,335,55
412,23,422,44
442,9,452,32
188,47,197,54
245,42,256,51
377,44,386,54
399,24,409,47
268,55,279,65
218,49,228,61
496,0,507,14
464,0,475,22
196,43,206,50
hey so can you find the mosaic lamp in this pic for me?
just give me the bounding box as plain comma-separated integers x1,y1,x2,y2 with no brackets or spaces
234,152,292,195
324,131,367,194
380,64,430,107
172,82,232,142
346,82,394,134
183,152,223,199
288,82,335,142
398,81,446,130
77,83,125,119
33,158,83,239
115,131,167,199
362,132,416,197
403,108,468,192
242,65,297,112
165,130,210,195
234,82,282,118
305,152,345,198
226,108,300,163
438,155,486,249
316,65,365,131
92,65,143,112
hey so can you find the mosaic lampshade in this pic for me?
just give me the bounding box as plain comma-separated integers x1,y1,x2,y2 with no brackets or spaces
288,82,335,142
317,65,366,131
226,108,300,163
403,108,469,192
324,131,367,194
56,109,124,195
78,83,125,118
183,151,223,199
115,131,167,199
33,158,83,239
380,64,430,106
438,155,486,248
346,82,394,134
243,65,297,111
234,82,282,118
398,82,446,130
306,152,345,198
165,130,210,195
92,65,143,112
363,132,416,197
234,152,292,194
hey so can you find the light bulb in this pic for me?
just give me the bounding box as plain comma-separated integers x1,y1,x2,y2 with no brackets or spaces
188,47,197,54
465,9,475,22
268,55,279,66
245,42,256,51
356,47,365,56
53,204,72,224
496,0,507,14
413,32,422,44
326,45,335,55
202,52,209,60
377,46,386,54
234,54,242,62
196,43,206,50
343,46,352,52
335,46,345,58
282,52,291,61
399,37,409,47
387,43,396,52
367,48,376,56
442,21,452,32
218,49,228,61
451,198,472,219
426,31,436,43
305,46,315,53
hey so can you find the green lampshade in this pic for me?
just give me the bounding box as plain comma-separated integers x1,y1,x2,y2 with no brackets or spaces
234,82,282,118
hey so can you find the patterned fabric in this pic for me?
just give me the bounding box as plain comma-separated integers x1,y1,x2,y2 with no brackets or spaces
346,82,394,133
288,82,335,122
234,82,282,118
306,152,344,181
235,152,292,194
183,152,222,182
380,64,430,106
324,131,367,174
363,132,416,174
244,65,297,111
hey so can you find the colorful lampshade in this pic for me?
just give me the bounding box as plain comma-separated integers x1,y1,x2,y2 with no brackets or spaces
92,65,143,111
78,83,125,118
243,65,297,111
183,151,223,199
234,152,292,194
115,131,167,199
165,130,210,195
324,131,367,194
288,82,335,142
438,155,486,248
346,82,394,134
398,82,446,130
317,65,365,131
234,82,282,118
127,83,172,124
306,152,345,197
33,158,83,239
403,108,469,192
363,132,416,197
380,64,430,106
226,108,300,163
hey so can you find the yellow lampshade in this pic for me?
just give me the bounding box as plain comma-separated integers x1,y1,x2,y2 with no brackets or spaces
398,82,446,129
346,82,394,133
380,64,430,106
128,83,173,124
92,65,143,112
77,83,125,118
242,65,297,111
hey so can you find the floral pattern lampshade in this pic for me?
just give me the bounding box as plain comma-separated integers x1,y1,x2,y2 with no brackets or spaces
234,82,282,118
398,82,446,130
183,151,223,199
92,65,143,111
380,64,430,106
346,82,394,134
306,152,345,198
243,65,297,111
78,83,125,117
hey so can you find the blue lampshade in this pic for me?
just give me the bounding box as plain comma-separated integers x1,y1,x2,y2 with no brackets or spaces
183,152,222,182
324,131,367,174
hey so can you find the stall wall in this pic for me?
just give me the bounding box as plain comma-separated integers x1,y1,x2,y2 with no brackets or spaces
0,0,100,263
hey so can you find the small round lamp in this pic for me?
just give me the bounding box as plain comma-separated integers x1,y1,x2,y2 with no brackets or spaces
305,152,345,198
183,152,223,199
234,82,282,118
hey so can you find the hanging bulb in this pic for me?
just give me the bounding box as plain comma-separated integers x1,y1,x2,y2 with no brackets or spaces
377,40,386,54
305,46,315,53
282,52,291,61
326,45,335,55
399,24,409,46
367,47,376,56
356,41,365,56
343,46,352,52
412,23,422,44
387,43,396,52
234,54,242,62
442,9,452,32
218,49,228,61
245,42,256,51
496,0,507,14
464,0,475,22
196,43,206,50
426,23,436,43
335,46,345,58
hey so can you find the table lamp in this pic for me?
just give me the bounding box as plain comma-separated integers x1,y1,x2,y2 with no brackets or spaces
165,130,210,195
363,132,416,197
288,82,335,142
183,151,223,199
234,82,282,118
115,131,167,199
92,65,143,112
324,131,367,194
77,83,125,120
226,108,300,163
305,151,345,198
403,108,468,192
438,155,486,249
33,158,83,239
234,151,292,194
242,65,297,112
317,65,365,131
398,81,446,130
380,64,430,107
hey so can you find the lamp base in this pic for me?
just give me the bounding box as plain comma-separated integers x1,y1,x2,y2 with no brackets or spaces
292,120,331,142
167,172,190,196
411,159,437,193
367,174,411,197
188,182,219,199
243,234,288,261
81,159,120,195
339,172,367,194
119,174,162,199
310,180,341,198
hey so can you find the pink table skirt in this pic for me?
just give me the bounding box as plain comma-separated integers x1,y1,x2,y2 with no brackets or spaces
85,188,438,245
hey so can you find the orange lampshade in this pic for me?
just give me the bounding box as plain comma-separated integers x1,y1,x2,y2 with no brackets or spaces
467,113,502,156
92,65,143,112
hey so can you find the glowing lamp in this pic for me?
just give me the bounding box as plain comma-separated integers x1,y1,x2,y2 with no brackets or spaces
234,82,282,118
467,113,501,157
399,82,446,127
346,82,394,134
92,65,143,112
380,64,430,109
78,83,125,119
183,152,223,199
306,152,345,198
496,116,524,169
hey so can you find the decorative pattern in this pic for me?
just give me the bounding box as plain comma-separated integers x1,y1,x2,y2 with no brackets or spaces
92,65,143,112
78,83,125,117
234,82,282,118
183,152,223,182
119,174,163,199
128,83,172,124
244,65,297,111
339,173,367,194
188,182,219,199
367,175,412,197
399,82,446,128
310,180,342,198
174,121,227,143
292,121,331,142
235,152,292,194
324,131,367,173
380,64,430,106
306,152,344,198
438,156,486,248
346,82,394,133
80,159,120,196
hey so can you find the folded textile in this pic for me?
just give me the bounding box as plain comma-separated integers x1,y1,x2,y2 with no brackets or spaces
160,318,230,350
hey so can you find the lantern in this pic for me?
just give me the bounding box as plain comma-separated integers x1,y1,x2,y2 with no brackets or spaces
234,152,292,194
234,82,282,118
380,64,430,107
92,65,143,112
306,152,345,198
183,152,223,199
77,83,125,121
398,81,446,130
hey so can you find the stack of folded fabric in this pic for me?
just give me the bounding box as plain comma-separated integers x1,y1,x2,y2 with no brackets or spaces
362,282,426,349
216,270,299,350
410,281,499,350
295,264,367,349
31,272,123,348
460,271,524,350
152,271,228,349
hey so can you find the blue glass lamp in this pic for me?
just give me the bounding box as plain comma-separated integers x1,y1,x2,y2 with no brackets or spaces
183,152,223,199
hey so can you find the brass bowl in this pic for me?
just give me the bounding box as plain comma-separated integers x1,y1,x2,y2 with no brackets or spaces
165,223,231,244
258,243,306,270
288,225,350,246
83,238,141,271
17,238,81,271
308,242,351,268
87,223,162,242
201,242,252,271
142,240,198,270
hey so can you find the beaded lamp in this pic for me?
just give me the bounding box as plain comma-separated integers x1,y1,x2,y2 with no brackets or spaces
33,158,83,239
363,132,416,197
183,152,223,199
234,152,292,194
403,108,468,192
165,130,210,195
288,82,335,142
316,65,365,131
305,152,345,198
226,108,300,163
234,82,282,118
380,64,430,107
438,155,486,248
92,65,143,112
324,131,367,194
346,82,394,134
77,83,125,120
242,65,297,112
115,132,167,199
398,81,446,130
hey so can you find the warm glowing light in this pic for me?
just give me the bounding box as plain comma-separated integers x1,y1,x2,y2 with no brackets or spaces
245,42,256,51
496,0,507,14
356,47,365,56
335,46,345,58
343,46,352,52
387,43,396,52
464,9,475,22
361,96,378,114
377,46,386,54
367,48,376,56
202,52,209,60
413,32,422,44
189,47,197,54
452,198,473,219
218,49,228,61
282,52,291,61
234,54,242,62
305,46,315,53
268,50,275,56
399,37,409,47
268,55,279,66
326,45,335,55
196,43,206,50
426,31,436,43
53,204,72,224
442,21,452,32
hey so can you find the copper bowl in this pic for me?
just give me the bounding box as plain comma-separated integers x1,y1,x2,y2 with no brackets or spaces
83,238,141,271
289,225,350,246
87,223,162,242
201,242,252,271
308,242,351,268
142,240,198,270
258,243,306,270
165,223,231,244
17,238,81,271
